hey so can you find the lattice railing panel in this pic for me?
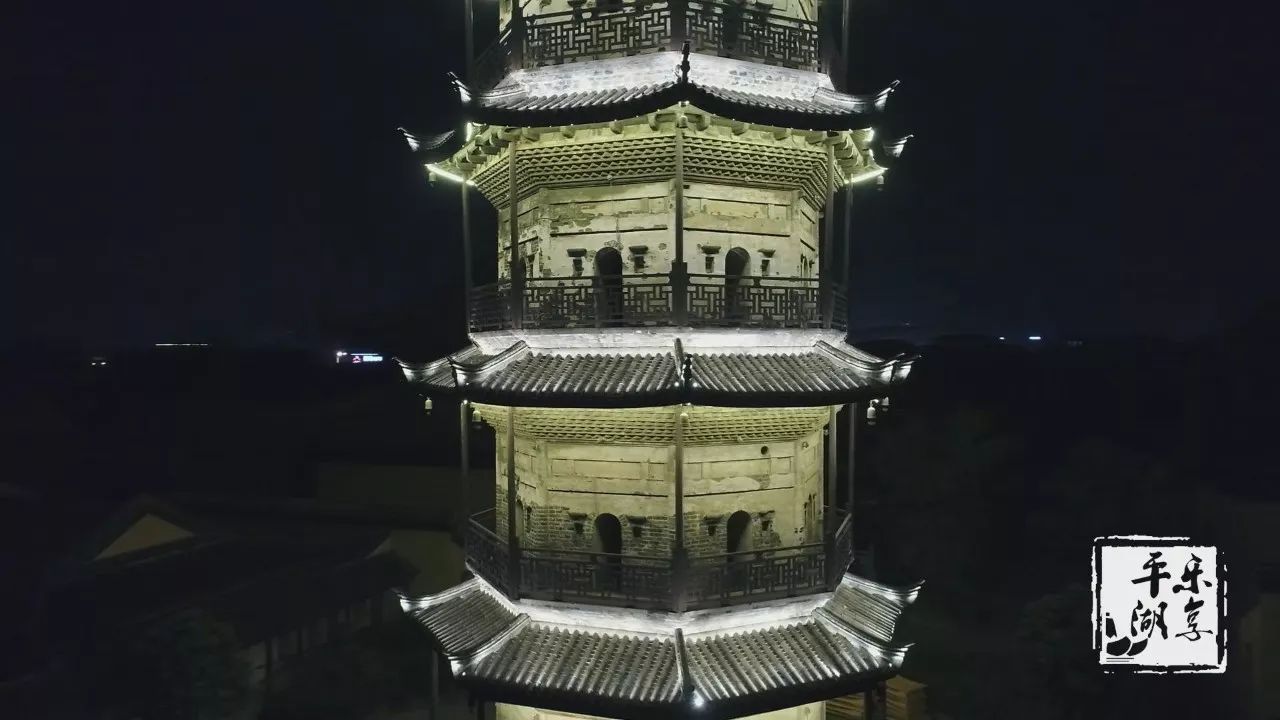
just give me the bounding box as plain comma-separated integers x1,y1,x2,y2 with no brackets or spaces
686,275,822,329
465,511,512,596
686,0,822,71
525,3,674,67
470,274,838,331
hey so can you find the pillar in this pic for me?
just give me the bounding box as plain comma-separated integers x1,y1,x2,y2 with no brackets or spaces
462,171,473,332
506,405,520,596
821,140,837,328
671,404,688,612
430,650,440,720
846,401,857,517
508,138,524,329
671,116,689,324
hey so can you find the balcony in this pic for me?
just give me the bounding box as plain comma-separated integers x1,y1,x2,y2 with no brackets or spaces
464,506,853,611
469,273,847,332
473,0,830,92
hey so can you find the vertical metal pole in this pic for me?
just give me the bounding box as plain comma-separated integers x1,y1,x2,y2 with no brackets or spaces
430,650,440,720
459,400,471,522
668,0,688,50
821,141,837,329
462,174,473,334
672,404,687,611
846,402,857,517
671,117,688,324
826,406,838,514
506,405,520,596
464,0,475,83
843,184,855,329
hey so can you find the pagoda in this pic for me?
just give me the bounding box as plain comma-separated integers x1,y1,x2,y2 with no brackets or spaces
398,2,920,719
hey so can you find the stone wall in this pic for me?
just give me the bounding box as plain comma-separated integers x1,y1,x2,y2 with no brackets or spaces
497,178,819,282
484,407,832,558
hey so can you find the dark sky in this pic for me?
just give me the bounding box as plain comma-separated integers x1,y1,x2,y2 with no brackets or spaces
7,0,1273,352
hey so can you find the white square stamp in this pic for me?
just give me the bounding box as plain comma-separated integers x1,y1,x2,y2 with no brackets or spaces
1092,536,1227,673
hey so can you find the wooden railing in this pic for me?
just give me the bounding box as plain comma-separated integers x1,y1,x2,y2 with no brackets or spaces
468,272,845,332
464,507,852,611
472,0,829,91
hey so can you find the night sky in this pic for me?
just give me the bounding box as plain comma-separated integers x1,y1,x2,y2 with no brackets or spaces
8,0,1273,353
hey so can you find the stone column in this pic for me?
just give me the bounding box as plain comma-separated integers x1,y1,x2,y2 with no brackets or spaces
820,141,837,328
671,116,689,325
508,138,524,329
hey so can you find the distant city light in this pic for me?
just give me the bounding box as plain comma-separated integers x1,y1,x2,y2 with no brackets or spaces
155,343,208,347
1028,335,1042,341
998,336,1006,341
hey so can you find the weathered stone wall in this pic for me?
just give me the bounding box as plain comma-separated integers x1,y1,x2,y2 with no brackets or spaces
485,408,830,558
497,179,819,281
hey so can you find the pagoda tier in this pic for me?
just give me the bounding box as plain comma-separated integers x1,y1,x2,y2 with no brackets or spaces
401,329,913,408
401,572,920,720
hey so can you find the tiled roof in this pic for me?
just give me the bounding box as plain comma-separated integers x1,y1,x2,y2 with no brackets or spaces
402,337,914,408
468,351,683,406
460,51,892,129
468,625,681,708
690,352,874,400
403,579,517,657
400,572,919,720
684,620,883,709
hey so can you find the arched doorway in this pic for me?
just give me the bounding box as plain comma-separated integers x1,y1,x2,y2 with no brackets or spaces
724,247,750,323
594,513,623,592
594,247,624,325
726,510,753,554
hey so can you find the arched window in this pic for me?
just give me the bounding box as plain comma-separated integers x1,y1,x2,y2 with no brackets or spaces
594,513,624,592
594,513,622,555
594,247,624,325
726,510,753,554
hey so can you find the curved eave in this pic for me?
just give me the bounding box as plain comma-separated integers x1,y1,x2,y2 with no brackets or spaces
399,344,916,409
398,127,463,164
461,81,890,132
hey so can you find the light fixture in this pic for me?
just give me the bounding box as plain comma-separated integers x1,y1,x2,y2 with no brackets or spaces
426,163,475,186
846,167,887,185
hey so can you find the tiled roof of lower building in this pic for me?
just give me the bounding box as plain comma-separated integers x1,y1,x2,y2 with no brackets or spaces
400,573,921,720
